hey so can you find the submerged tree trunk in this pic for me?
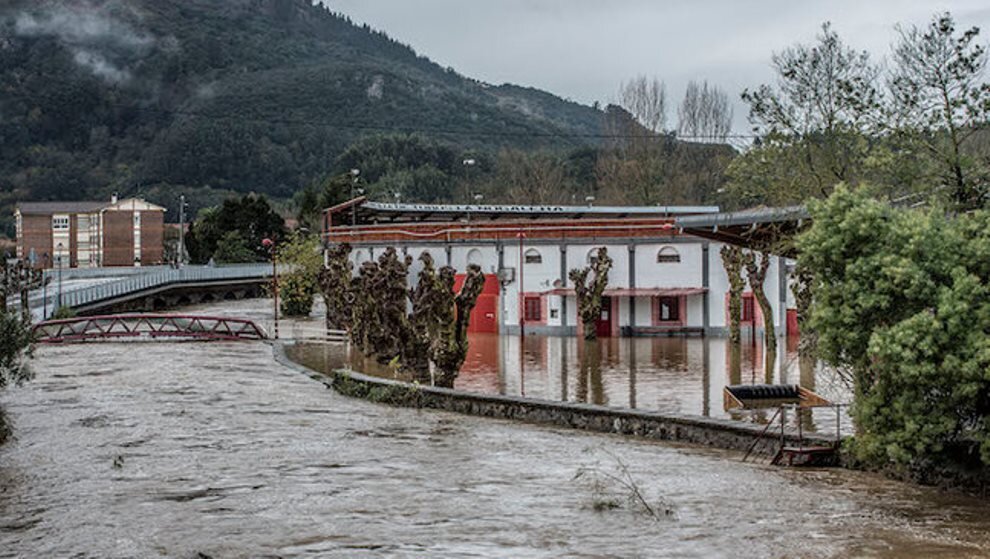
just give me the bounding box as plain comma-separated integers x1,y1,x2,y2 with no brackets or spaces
743,251,776,378
570,247,613,340
433,264,486,387
720,246,746,345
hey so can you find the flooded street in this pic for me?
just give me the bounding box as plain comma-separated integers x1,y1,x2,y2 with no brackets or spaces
1,301,990,558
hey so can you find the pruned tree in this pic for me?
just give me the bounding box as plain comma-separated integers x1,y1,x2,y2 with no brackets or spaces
720,246,746,344
348,248,413,366
569,247,613,340
318,243,353,332
743,251,777,378
889,12,990,209
431,264,486,387
407,253,450,377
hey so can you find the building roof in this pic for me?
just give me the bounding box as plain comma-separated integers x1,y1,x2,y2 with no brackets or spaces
16,198,166,216
326,198,720,226
674,206,809,256
16,201,108,215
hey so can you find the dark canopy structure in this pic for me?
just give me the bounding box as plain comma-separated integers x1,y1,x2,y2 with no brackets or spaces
675,206,809,256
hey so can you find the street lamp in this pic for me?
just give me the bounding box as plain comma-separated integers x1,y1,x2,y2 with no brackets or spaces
177,194,189,267
42,252,49,319
55,242,64,310
262,238,279,339
350,169,361,226
463,158,477,204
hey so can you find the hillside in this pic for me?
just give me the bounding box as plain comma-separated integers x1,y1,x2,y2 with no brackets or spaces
0,0,607,233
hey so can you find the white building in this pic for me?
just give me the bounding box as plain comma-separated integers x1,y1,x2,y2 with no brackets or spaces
324,200,801,339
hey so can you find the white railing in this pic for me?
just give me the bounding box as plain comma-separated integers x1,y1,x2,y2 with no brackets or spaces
51,264,273,315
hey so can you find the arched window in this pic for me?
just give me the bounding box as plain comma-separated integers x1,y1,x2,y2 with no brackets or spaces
524,248,542,264
467,248,484,267
657,246,681,263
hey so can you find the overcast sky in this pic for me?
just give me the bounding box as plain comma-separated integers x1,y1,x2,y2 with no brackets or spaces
323,0,990,136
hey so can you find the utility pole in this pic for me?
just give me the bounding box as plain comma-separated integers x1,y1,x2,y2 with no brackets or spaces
178,195,186,267
263,238,279,339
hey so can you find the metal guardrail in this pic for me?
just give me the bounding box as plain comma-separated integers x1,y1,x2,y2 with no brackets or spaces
55,264,273,313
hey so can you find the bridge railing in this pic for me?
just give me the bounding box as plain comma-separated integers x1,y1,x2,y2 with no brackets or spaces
56,264,274,313
33,314,269,343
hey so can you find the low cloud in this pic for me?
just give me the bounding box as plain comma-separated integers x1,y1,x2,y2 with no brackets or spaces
13,1,155,84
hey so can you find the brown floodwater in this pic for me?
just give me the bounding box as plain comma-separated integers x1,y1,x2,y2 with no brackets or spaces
1,299,989,558
292,332,855,437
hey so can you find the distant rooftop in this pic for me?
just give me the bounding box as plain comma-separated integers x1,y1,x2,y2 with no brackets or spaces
16,198,165,216
327,198,720,226
16,201,107,216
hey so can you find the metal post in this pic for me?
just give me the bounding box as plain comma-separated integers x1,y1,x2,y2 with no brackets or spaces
518,232,525,338
56,243,64,310
779,405,786,450
272,246,279,339
350,169,360,227
836,404,842,444
263,237,279,339
178,194,186,267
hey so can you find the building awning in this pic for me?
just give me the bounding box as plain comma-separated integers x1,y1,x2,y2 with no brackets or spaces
542,287,708,297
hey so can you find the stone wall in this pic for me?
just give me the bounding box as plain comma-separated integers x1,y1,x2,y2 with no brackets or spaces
274,342,837,458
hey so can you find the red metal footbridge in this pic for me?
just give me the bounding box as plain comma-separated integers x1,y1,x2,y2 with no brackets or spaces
32,314,268,344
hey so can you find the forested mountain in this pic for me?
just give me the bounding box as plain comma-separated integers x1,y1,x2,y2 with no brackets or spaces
0,0,616,234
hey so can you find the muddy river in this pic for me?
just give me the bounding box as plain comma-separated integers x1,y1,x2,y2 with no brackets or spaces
1,300,989,558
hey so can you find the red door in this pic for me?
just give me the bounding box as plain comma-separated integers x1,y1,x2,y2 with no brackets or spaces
454,273,499,334
595,296,613,338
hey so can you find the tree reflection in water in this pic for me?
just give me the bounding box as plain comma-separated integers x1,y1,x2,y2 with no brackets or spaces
290,332,854,436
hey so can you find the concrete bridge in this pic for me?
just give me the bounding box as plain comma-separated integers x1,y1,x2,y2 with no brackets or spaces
35,264,274,319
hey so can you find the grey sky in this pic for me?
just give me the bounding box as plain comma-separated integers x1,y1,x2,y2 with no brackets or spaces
323,0,990,136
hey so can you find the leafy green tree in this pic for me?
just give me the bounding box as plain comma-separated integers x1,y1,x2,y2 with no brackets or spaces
186,195,286,263
889,13,990,209
0,263,41,445
212,231,256,264
727,23,886,206
799,186,990,472
278,233,323,317
295,173,352,232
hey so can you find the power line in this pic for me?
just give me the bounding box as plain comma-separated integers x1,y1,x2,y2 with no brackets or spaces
0,90,757,143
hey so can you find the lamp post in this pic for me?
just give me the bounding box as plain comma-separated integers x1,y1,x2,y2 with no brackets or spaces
55,242,64,311
262,238,279,339
42,253,49,319
177,194,188,267
517,232,525,338
462,158,477,204
350,169,361,226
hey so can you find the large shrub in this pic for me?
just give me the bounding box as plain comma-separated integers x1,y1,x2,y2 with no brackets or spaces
799,186,990,470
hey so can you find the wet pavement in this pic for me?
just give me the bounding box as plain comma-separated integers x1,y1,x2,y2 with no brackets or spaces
1,300,989,558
